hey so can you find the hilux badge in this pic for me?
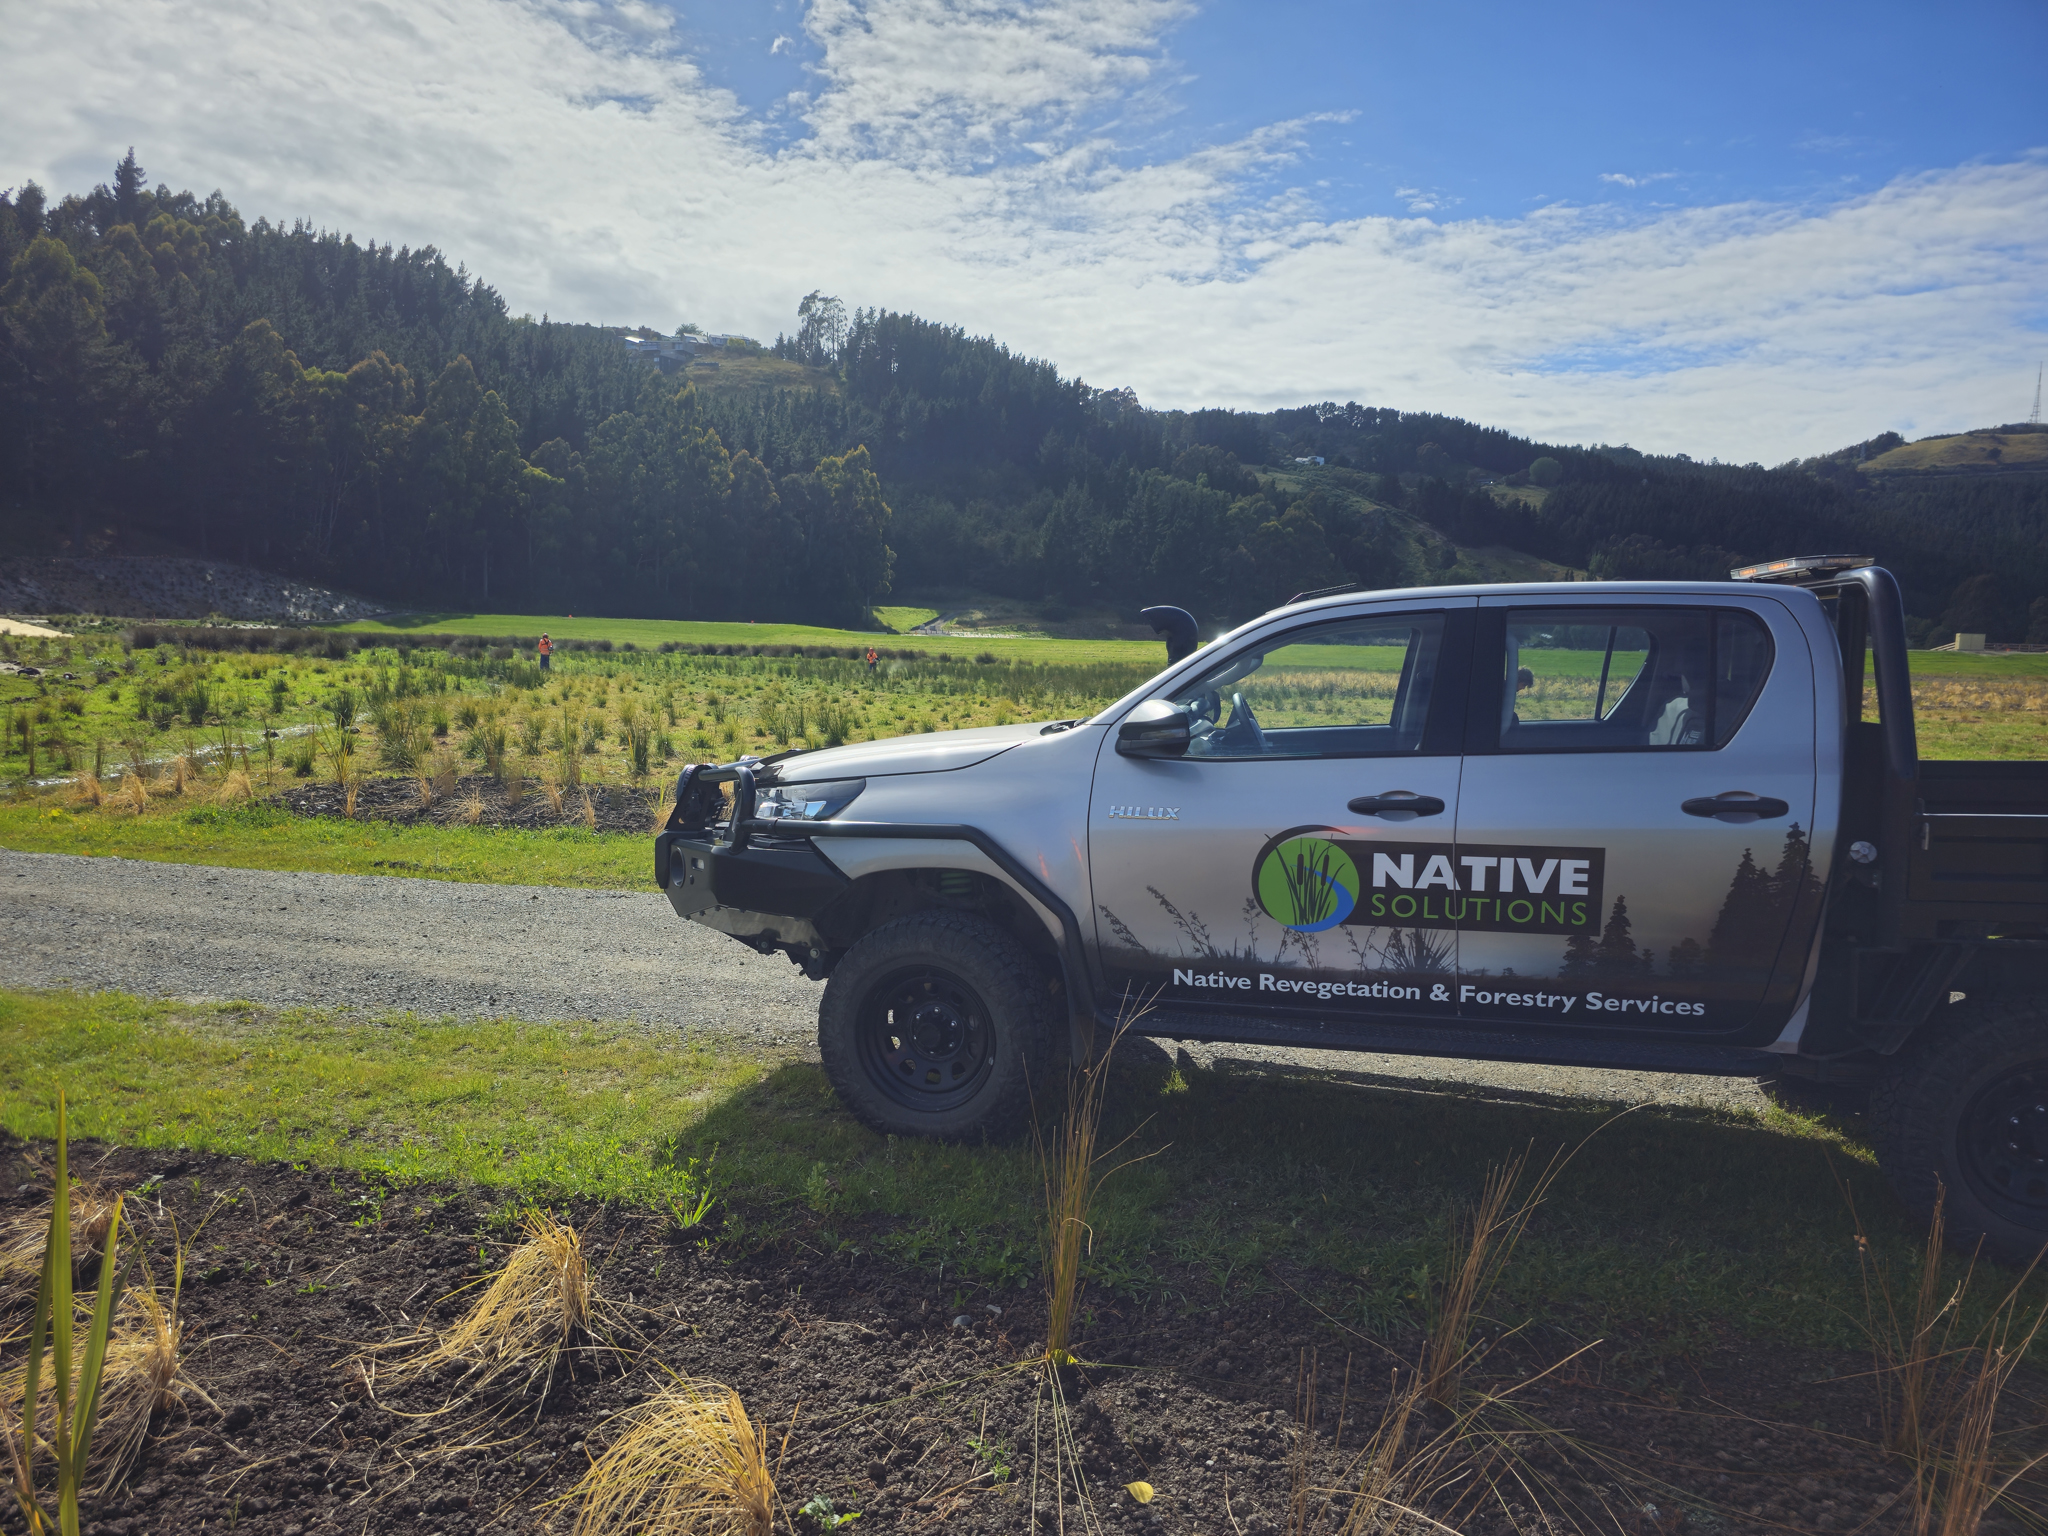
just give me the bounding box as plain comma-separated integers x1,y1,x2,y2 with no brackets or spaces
1107,805,1179,820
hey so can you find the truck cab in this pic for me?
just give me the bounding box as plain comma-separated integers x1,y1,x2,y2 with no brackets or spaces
656,559,2048,1262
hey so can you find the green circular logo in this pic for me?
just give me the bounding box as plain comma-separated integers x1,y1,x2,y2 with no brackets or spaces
1255,833,1360,933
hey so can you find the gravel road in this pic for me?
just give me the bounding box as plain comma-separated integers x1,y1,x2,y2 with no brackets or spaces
3,849,1772,1114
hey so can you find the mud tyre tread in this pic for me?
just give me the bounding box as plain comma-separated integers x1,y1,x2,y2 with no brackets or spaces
1871,993,2048,1269
818,910,1052,1142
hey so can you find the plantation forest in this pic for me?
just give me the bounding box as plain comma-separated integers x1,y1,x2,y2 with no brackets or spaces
3,153,2047,641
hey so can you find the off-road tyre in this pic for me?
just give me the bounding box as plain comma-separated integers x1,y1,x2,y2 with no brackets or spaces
819,910,1052,1142
1870,995,2048,1269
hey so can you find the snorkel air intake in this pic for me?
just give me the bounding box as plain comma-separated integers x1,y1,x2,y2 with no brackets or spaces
1140,605,1198,666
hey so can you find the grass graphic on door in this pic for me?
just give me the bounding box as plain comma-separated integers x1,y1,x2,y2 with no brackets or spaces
1254,834,1361,933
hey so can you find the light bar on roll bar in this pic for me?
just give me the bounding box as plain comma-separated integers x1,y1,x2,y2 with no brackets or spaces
1730,554,1875,583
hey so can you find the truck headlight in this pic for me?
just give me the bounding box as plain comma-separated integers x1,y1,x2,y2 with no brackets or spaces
755,778,865,822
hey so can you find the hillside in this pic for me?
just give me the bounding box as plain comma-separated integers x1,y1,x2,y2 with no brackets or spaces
1860,425,2048,478
2,153,2045,645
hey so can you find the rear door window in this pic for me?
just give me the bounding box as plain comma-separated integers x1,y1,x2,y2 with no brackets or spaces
1498,608,1773,752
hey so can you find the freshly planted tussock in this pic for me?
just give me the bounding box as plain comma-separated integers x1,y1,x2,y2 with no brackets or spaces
72,773,105,810
459,787,486,825
381,1210,614,1401
543,778,565,814
568,1377,777,1536
118,772,148,815
81,1259,215,1489
214,768,253,805
1851,1179,2048,1532
415,771,435,809
0,1180,119,1305
581,788,598,830
167,756,193,796
1036,1011,1154,1364
651,779,676,833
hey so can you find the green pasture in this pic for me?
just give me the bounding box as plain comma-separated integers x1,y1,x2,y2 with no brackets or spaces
341,611,1165,666
6,985,2041,1359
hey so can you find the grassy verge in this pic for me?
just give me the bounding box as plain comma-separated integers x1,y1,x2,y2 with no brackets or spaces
0,800,646,888
6,987,2039,1355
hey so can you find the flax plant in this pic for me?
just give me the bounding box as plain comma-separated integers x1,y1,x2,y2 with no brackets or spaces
2,1091,130,1536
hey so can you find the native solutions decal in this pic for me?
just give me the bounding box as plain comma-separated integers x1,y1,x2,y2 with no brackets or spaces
1252,827,1605,937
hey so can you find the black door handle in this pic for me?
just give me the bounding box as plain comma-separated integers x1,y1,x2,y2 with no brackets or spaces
1349,793,1447,818
1682,793,1790,821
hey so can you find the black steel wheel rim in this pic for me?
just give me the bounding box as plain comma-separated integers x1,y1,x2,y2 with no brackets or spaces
1960,1063,2048,1220
856,965,995,1112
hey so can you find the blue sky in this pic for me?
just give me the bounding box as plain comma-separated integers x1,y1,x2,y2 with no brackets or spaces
3,0,2044,460
685,0,2047,221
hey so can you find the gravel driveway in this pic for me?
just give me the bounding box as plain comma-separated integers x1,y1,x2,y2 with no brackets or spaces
2,849,1772,1114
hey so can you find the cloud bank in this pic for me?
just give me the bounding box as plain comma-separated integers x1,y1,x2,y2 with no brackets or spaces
3,0,2043,461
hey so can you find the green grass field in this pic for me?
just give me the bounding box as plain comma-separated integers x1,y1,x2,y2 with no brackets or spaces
5,986,2038,1352
0,798,648,884
341,611,1164,665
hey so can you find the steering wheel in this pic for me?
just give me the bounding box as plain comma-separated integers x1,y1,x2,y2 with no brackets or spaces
1215,690,1267,754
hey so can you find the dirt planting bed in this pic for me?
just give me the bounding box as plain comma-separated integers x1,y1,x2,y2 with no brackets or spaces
274,775,659,834
4,1141,2043,1535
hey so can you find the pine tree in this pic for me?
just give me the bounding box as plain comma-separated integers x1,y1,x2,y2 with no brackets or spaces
1592,895,1641,977
112,148,146,231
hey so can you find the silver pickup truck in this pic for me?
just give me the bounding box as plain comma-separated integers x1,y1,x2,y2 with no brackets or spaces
657,557,2048,1262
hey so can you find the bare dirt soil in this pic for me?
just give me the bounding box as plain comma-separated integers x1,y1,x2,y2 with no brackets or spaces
275,776,661,835
6,1139,2040,1536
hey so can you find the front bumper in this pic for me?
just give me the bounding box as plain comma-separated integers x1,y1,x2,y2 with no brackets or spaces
656,830,849,923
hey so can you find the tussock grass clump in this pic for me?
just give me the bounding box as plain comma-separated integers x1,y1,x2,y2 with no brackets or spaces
568,1377,778,1536
117,772,148,815
378,1210,614,1402
1851,1178,2048,1533
0,1181,118,1306
84,1248,214,1490
214,768,253,805
580,789,598,830
459,787,486,825
72,773,104,810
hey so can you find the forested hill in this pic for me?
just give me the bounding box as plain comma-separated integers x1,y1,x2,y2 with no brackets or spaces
2,155,2044,641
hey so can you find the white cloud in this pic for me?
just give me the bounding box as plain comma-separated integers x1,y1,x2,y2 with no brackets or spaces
1599,171,1677,188
770,33,794,54
1,0,2042,462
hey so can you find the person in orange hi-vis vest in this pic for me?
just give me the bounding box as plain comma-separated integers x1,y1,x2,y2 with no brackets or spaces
538,633,552,673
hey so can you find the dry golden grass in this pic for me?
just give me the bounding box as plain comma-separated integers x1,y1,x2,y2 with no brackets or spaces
415,771,435,809
1035,1011,1155,1365
166,756,193,796
1850,1179,2048,1533
117,772,148,815
433,752,459,800
214,768,253,805
459,788,486,825
1911,677,2048,714
343,781,359,819
543,779,565,815
0,1180,118,1308
580,789,598,831
72,774,104,810
567,1377,778,1536
650,779,677,833
373,1210,613,1404
88,1253,214,1490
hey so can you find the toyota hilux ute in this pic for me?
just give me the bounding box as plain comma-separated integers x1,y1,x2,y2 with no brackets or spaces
656,558,2048,1262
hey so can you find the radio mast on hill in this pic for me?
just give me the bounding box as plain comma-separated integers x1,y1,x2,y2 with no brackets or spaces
2033,362,2043,426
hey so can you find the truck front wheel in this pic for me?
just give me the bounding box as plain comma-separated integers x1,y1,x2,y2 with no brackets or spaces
818,911,1052,1141
1871,997,2048,1269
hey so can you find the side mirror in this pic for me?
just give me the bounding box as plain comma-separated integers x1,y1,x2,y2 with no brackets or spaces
1116,700,1190,758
